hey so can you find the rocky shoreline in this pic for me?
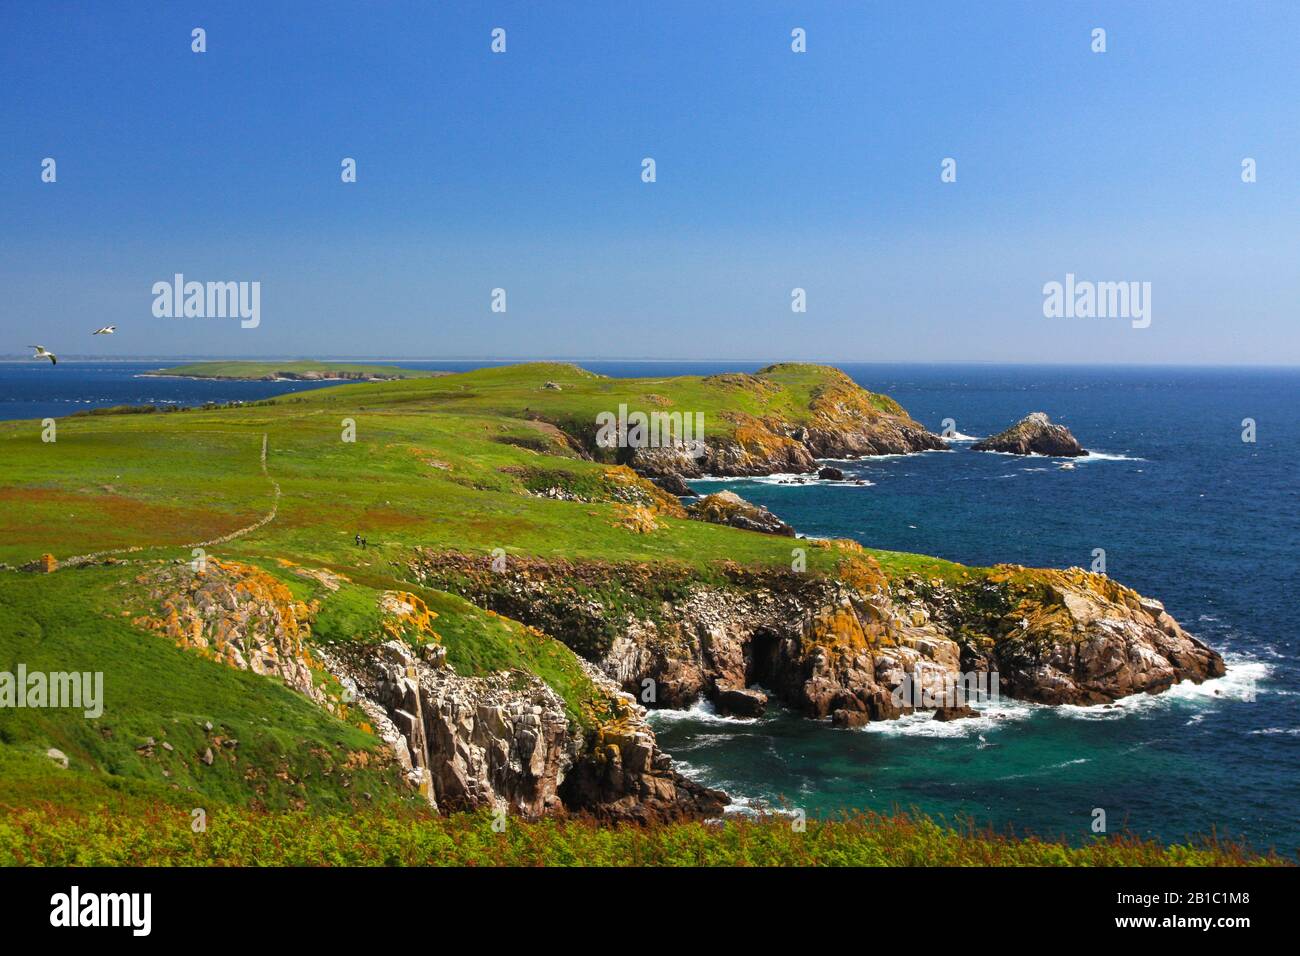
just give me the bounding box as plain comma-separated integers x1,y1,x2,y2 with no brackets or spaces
410,551,1226,722
121,468,1227,825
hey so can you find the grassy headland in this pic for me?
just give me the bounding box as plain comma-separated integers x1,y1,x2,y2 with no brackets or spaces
0,361,1249,864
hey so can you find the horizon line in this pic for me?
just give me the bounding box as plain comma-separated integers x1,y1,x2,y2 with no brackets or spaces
1,355,1298,370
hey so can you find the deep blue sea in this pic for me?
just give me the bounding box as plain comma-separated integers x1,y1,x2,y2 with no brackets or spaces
2,360,1296,852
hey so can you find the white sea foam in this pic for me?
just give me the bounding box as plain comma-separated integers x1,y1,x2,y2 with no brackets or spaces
722,795,801,818
645,698,762,727
697,472,878,488
852,699,1037,738
1077,450,1146,462
1057,656,1271,720
759,475,876,488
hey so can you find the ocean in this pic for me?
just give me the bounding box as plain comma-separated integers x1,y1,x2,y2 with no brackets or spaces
1,360,1296,852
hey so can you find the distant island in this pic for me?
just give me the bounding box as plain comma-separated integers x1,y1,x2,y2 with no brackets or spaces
144,360,446,382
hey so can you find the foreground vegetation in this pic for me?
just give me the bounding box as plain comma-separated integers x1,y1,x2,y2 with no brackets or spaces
0,804,1280,867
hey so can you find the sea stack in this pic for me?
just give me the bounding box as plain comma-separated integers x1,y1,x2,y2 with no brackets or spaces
972,412,1087,457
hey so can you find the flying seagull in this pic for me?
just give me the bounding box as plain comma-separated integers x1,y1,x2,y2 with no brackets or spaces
29,345,56,365
92,326,116,335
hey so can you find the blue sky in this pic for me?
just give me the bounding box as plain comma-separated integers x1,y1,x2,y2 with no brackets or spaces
1,1,1297,363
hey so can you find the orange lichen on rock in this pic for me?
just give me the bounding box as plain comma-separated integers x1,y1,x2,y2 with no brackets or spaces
730,417,803,458
807,372,911,427
20,553,58,573
612,504,662,534
811,537,865,553
990,564,1144,609
804,600,876,656
379,590,439,642
131,559,326,704
835,553,887,595
602,465,687,517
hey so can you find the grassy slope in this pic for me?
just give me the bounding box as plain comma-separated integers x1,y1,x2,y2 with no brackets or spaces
0,361,1060,860
144,360,444,379
0,361,960,578
0,570,415,814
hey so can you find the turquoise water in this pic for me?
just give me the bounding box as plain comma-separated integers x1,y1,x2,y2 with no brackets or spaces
2,360,1296,851
647,364,1299,852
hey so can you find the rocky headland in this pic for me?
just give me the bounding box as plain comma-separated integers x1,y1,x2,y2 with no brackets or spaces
608,365,946,481
410,549,1225,726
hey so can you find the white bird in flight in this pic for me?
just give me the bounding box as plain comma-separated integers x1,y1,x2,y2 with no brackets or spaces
92,326,116,335
29,346,57,365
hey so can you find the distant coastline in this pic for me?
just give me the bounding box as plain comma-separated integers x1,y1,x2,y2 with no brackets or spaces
140,361,445,382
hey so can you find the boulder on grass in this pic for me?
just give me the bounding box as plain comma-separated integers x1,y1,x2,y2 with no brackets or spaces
686,491,795,536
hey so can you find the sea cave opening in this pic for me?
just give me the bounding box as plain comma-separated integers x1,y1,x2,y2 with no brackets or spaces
746,629,782,688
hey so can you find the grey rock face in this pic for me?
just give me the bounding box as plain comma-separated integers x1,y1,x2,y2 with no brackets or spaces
972,412,1087,457
320,641,724,822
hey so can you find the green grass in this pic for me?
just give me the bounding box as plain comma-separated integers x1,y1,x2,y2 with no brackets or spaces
0,803,1281,867
0,569,416,813
0,363,900,578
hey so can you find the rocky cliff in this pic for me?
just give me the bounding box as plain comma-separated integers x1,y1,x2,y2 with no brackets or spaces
905,566,1225,704
131,558,723,822
410,549,1225,724
615,366,946,479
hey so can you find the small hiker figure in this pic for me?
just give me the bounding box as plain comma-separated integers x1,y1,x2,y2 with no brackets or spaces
361,537,367,550
354,534,361,547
